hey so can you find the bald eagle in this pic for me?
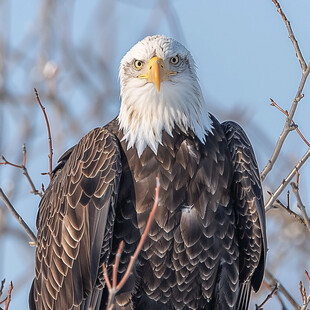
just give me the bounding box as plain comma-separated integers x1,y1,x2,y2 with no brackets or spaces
29,35,266,310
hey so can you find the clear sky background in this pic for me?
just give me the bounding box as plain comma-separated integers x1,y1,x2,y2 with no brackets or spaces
1,0,310,309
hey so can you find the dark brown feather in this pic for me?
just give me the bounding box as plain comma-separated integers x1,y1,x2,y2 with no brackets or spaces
30,115,266,310
29,128,122,310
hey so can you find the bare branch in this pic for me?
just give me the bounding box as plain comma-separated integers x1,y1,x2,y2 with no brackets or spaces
291,182,310,230
300,296,310,310
270,98,310,147
102,264,111,291
300,281,307,304
263,280,288,310
261,93,308,181
34,88,53,180
116,176,160,291
0,281,13,310
0,145,43,197
103,241,125,310
306,270,310,285
261,0,310,181
271,0,307,72
0,188,37,245
0,279,4,298
287,190,290,210
113,240,124,288
4,281,13,310
265,269,300,310
0,156,23,169
267,191,308,227
103,176,160,309
299,271,310,310
265,148,310,211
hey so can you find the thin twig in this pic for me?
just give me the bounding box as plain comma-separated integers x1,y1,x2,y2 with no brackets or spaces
265,269,300,310
291,182,310,230
4,281,13,310
34,88,53,180
102,264,111,291
256,282,279,309
267,191,308,227
270,98,310,147
261,0,310,181
295,168,300,185
261,96,307,181
103,241,125,309
113,240,124,288
0,146,43,197
287,190,290,210
0,188,37,245
265,148,310,211
299,273,310,310
305,270,310,285
0,156,22,169
264,280,288,310
300,281,307,304
116,176,160,291
0,279,5,298
103,176,160,309
300,296,310,310
271,0,307,72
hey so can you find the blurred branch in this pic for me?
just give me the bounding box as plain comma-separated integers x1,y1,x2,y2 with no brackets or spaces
265,269,300,310
256,282,279,310
0,188,37,245
261,0,310,181
264,280,288,310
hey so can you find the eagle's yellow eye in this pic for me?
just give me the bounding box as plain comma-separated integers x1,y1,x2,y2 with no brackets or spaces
134,60,144,70
170,55,179,65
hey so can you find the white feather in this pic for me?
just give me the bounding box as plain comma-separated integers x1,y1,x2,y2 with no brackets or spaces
118,35,212,157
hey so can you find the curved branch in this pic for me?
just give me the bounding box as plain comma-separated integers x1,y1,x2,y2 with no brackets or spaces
103,176,160,309
0,188,37,245
34,88,53,180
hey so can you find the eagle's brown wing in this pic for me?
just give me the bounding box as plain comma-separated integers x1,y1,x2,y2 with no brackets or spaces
222,121,267,310
29,128,122,310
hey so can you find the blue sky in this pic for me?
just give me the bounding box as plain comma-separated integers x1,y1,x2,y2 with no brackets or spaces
1,0,310,309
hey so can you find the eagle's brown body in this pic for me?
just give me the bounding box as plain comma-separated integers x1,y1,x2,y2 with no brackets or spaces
30,115,266,310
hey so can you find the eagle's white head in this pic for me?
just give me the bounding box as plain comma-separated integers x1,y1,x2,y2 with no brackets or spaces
118,35,212,157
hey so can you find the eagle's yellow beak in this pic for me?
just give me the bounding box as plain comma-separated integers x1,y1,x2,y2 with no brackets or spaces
149,57,161,92
138,57,177,93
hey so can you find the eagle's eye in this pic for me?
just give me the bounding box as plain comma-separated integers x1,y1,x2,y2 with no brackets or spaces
170,55,179,65
134,60,144,70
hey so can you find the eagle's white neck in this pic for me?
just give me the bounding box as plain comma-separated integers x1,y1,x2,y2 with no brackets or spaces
118,74,212,157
